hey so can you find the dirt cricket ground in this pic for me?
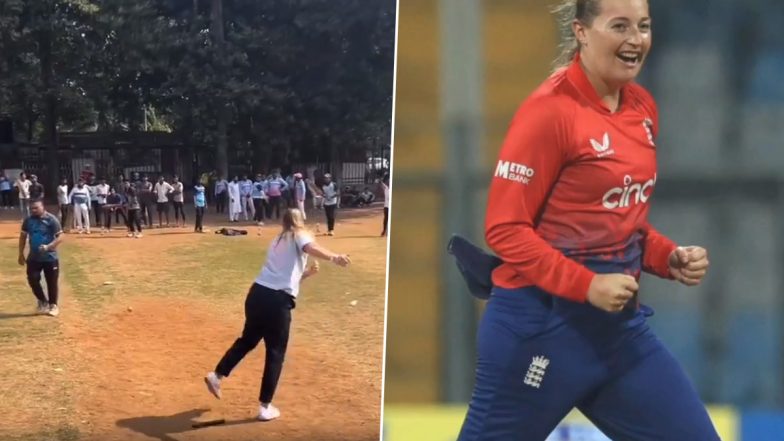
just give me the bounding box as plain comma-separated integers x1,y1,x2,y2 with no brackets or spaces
0,206,387,441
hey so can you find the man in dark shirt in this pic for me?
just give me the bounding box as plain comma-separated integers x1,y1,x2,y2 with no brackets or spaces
28,174,45,200
138,175,155,226
19,199,64,317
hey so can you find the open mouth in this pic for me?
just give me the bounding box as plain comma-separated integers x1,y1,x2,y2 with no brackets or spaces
616,52,641,66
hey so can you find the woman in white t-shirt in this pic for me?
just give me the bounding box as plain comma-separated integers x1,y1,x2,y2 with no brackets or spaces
204,208,350,422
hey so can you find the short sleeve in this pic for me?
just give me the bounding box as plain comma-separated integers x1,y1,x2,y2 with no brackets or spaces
295,231,315,251
50,215,63,236
21,218,29,233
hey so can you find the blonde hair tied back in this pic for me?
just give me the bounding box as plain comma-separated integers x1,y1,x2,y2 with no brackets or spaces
551,0,603,70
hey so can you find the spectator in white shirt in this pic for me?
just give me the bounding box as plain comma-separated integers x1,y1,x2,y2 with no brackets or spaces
240,174,255,221
69,178,92,234
293,173,307,220
57,177,70,232
171,175,186,227
154,175,174,228
228,176,242,222
14,172,32,218
95,178,110,232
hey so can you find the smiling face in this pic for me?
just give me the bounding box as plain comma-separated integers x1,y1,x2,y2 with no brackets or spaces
573,0,651,89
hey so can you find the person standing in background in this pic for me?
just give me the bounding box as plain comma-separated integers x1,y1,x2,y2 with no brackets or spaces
115,175,130,225
240,174,255,221
28,175,44,201
321,174,338,236
126,185,142,239
15,172,32,219
261,174,271,221
87,177,100,228
57,178,70,232
306,177,323,211
103,188,126,232
153,175,174,228
283,173,292,208
293,173,307,220
138,175,155,227
266,171,287,220
114,173,126,196
171,175,186,228
193,180,207,233
125,184,143,238
18,199,64,317
200,171,211,205
215,174,229,214
95,178,110,233
252,174,266,226
228,175,243,223
69,178,91,234
0,171,12,209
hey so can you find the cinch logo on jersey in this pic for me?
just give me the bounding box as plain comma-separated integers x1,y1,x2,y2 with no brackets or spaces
495,160,535,185
602,174,657,209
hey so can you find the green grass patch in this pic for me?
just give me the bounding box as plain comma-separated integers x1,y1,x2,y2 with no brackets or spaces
0,239,78,440
59,244,118,316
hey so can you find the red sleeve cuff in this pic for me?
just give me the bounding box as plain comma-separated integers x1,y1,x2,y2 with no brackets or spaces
566,267,595,303
644,241,677,279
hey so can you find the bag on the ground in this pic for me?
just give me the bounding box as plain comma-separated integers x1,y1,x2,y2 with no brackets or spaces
215,228,248,236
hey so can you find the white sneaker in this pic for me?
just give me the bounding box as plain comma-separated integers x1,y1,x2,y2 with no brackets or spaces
257,403,280,421
47,305,60,317
36,301,48,314
204,372,222,399
127,232,133,238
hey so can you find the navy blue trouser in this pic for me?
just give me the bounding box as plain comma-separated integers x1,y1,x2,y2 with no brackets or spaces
457,286,720,441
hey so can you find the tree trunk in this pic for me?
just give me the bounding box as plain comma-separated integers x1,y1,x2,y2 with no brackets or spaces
328,136,343,185
39,27,58,200
210,0,229,179
26,106,36,142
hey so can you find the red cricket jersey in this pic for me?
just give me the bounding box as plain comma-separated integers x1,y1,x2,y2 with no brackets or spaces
486,54,677,303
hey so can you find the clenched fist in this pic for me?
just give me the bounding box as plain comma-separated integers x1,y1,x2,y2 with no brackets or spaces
587,274,639,313
668,246,709,286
